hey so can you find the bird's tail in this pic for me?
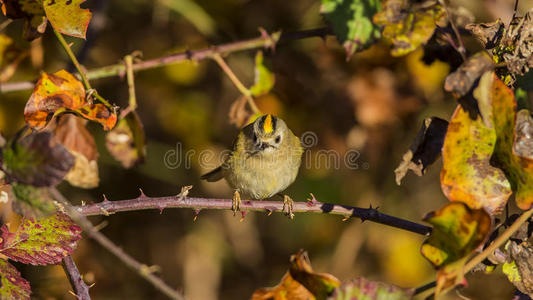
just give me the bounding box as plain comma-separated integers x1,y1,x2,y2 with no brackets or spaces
200,166,224,182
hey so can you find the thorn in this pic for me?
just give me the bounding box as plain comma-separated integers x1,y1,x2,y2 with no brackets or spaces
266,208,273,216
99,206,110,217
81,200,86,206
259,27,277,51
306,193,319,207
88,282,96,288
158,206,165,214
67,42,74,48
102,194,110,203
193,209,200,222
179,185,193,200
240,211,247,222
342,215,350,221
139,188,146,197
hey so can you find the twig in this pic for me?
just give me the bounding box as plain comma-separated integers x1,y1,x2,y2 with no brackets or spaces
51,189,185,300
75,192,432,236
62,255,91,300
439,0,467,60
120,55,137,117
0,27,331,93
52,28,113,109
211,53,260,114
414,207,533,295
0,19,12,32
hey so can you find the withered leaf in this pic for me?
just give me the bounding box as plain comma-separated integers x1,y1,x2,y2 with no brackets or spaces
466,19,505,49
444,52,494,97
43,0,92,39
105,111,146,168
55,115,99,188
251,250,340,300
503,241,533,297
24,69,117,131
395,117,448,185
2,131,74,187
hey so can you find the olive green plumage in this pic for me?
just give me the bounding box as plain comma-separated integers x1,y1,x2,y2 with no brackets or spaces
201,114,303,200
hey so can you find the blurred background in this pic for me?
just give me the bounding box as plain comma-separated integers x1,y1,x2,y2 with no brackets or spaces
1,0,532,299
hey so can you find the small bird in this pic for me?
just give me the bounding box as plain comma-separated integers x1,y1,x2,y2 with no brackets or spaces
201,114,303,218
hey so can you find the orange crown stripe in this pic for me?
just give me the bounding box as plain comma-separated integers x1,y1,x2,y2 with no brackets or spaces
263,114,273,133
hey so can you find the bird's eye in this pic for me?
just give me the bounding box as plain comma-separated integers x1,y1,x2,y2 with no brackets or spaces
275,135,281,143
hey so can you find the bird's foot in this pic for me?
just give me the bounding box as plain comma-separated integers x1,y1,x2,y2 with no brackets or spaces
232,190,241,216
282,195,295,219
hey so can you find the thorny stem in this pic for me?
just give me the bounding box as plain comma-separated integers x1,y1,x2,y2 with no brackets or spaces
62,255,91,300
414,207,533,296
75,192,432,236
51,188,185,300
212,53,261,114
0,28,332,93
52,28,113,109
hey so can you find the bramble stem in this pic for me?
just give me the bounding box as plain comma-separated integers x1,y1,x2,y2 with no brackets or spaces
0,28,331,93
75,192,432,236
51,189,185,300
62,255,91,300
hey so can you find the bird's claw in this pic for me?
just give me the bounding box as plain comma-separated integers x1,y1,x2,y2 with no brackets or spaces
232,190,241,216
282,195,295,219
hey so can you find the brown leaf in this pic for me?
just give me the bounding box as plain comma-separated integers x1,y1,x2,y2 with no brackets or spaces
395,117,448,185
251,250,340,300
105,111,146,168
466,19,505,49
54,115,99,188
228,96,253,128
444,52,494,98
504,241,533,297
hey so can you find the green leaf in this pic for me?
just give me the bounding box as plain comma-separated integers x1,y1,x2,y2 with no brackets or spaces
328,278,413,300
11,183,56,218
249,51,275,97
321,0,381,59
440,102,511,215
0,259,31,300
0,212,82,265
474,72,533,210
421,202,491,296
2,131,74,187
43,0,92,39
105,111,146,168
373,0,445,56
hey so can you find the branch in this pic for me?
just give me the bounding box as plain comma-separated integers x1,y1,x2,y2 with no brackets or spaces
75,191,432,236
51,189,185,300
0,27,331,93
62,255,91,300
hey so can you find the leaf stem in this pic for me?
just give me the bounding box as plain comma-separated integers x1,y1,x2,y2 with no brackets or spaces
52,28,113,109
62,255,91,300
51,188,185,300
211,53,261,114
75,191,432,236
